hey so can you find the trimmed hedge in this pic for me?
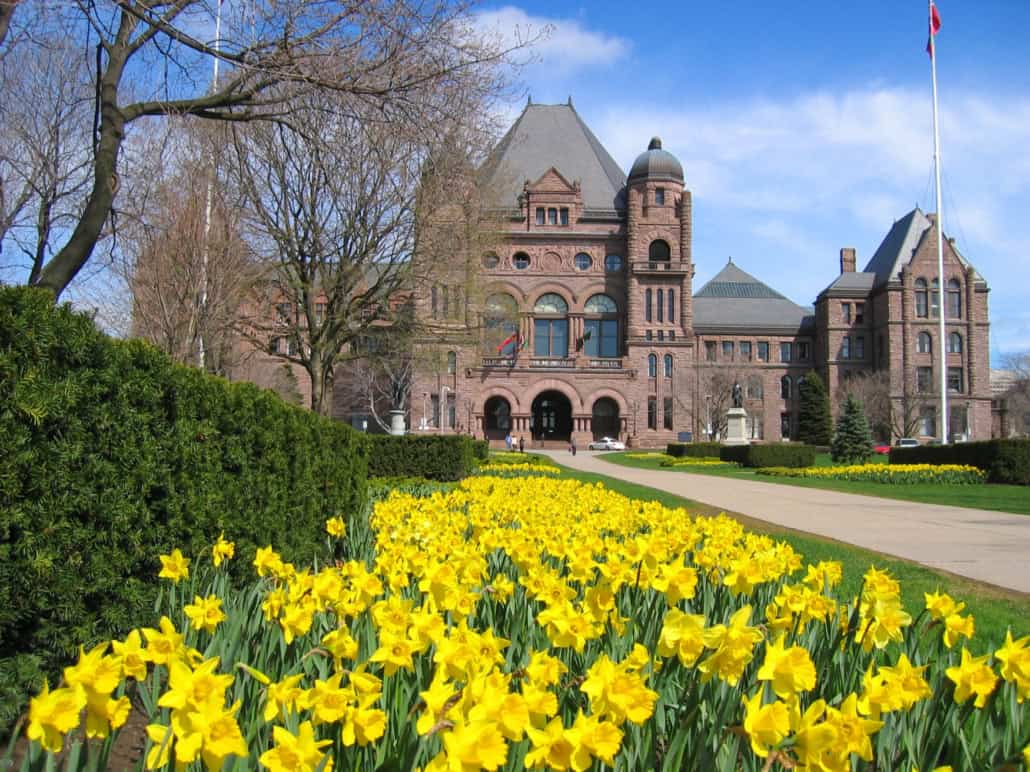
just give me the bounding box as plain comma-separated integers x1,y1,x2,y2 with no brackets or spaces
472,439,490,461
367,435,477,481
666,442,723,458
719,443,818,468
889,439,1030,485
0,287,368,727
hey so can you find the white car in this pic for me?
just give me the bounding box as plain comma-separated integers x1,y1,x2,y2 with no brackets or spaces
588,436,626,451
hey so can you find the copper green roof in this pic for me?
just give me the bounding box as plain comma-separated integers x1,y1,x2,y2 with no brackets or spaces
694,260,814,332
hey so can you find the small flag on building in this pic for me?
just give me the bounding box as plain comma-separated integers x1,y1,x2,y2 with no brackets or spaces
517,333,526,351
495,332,517,353
926,2,941,56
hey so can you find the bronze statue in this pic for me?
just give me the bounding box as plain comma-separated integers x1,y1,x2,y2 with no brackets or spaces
732,382,743,409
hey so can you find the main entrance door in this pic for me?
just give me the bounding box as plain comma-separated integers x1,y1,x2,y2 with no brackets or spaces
531,390,572,441
483,396,511,440
592,397,620,440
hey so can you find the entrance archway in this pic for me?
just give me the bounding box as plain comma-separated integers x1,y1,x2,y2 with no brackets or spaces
531,390,572,441
592,397,620,440
484,396,511,440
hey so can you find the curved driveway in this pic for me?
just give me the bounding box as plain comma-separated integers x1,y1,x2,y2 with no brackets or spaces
537,450,1030,594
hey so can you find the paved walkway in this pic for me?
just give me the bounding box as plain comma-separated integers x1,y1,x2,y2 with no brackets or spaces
536,450,1030,594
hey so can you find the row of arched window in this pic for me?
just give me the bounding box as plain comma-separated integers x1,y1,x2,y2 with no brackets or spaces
914,277,962,319
430,284,463,320
647,354,674,378
644,288,675,323
916,330,964,354
485,291,620,358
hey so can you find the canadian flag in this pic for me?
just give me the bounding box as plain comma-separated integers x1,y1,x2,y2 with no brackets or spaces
926,3,942,56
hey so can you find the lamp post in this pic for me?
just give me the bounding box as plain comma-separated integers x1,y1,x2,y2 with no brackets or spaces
705,394,712,440
421,392,429,431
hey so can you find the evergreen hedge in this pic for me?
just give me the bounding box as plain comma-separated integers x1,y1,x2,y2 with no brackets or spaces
719,444,818,468
666,442,723,458
889,439,1030,485
366,435,477,481
0,287,368,727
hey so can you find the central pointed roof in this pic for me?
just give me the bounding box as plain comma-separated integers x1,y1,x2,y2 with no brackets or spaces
694,260,814,332
478,102,627,214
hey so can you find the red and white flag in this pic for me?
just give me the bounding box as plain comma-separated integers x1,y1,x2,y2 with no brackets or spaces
926,2,942,56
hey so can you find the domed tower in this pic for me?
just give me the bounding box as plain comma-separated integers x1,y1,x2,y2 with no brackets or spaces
624,136,693,343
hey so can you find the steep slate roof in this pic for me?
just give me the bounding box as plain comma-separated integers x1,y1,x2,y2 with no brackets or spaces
862,207,983,286
694,260,814,332
478,102,627,213
821,271,877,294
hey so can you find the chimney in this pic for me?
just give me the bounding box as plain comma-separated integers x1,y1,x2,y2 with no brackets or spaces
840,247,856,274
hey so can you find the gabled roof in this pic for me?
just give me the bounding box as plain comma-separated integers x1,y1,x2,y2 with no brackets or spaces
478,102,627,213
862,207,984,286
863,208,933,286
694,260,814,332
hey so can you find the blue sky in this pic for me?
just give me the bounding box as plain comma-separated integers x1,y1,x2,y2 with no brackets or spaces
476,1,1030,364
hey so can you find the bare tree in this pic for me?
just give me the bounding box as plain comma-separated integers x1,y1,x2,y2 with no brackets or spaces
17,0,528,298
691,366,759,440
0,25,92,279
124,128,254,374
0,1,20,51
835,371,892,441
996,351,1030,438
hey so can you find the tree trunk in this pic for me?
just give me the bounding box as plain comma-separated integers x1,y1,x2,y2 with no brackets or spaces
34,15,134,298
0,1,19,50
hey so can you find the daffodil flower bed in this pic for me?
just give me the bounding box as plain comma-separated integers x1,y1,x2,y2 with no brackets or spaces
476,463,560,475
757,463,987,485
622,452,663,460
16,477,1029,771
659,457,738,468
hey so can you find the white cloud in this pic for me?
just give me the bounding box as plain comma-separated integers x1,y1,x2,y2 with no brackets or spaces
474,7,630,74
590,87,1030,355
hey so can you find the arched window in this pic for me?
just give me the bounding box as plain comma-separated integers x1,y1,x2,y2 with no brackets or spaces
948,332,963,354
747,376,763,400
918,331,932,354
485,293,519,355
533,293,569,357
649,240,671,261
645,288,653,322
447,351,457,374
442,285,450,318
947,278,962,318
781,375,792,399
647,354,658,378
668,289,675,323
663,354,673,377
584,295,619,358
915,278,928,318
513,251,531,270
657,289,665,323
431,285,439,318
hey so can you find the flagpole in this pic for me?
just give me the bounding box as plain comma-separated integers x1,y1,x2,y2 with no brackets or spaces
199,0,223,370
929,0,949,444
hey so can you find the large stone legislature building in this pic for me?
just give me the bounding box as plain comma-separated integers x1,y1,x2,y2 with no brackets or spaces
405,101,991,446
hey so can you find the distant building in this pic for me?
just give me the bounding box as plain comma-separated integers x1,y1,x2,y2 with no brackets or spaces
403,100,991,446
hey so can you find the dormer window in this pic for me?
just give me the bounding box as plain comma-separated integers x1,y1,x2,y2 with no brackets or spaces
655,188,665,206
560,208,569,225
547,208,558,225
535,208,544,225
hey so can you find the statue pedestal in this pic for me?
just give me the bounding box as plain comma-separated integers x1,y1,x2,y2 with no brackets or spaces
389,409,407,436
724,407,750,446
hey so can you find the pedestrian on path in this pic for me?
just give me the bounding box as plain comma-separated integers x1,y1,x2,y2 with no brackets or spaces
518,436,525,453
569,437,577,456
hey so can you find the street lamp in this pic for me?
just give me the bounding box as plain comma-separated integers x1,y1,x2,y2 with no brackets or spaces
705,394,712,440
421,392,429,430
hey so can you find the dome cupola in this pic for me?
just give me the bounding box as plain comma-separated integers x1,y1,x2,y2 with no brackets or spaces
627,137,683,184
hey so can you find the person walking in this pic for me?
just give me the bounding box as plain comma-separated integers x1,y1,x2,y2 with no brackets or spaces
505,432,513,451
518,436,525,453
569,437,577,456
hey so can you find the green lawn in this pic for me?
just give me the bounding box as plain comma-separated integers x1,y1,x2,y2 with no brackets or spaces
543,458,1030,648
604,451,1030,515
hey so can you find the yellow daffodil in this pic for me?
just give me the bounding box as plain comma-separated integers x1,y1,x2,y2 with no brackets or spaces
945,648,999,708
157,548,189,582
183,594,227,634
212,533,235,567
27,681,86,753
259,721,332,772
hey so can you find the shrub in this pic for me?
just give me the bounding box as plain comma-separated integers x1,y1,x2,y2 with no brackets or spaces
831,394,874,463
719,444,818,468
798,371,833,446
666,442,723,458
366,435,477,481
0,287,368,729
889,439,1030,485
471,439,490,461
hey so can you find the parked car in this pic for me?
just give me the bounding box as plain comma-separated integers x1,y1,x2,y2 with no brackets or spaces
588,436,626,451
895,438,920,448
873,444,890,455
